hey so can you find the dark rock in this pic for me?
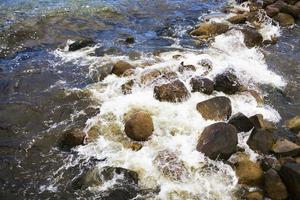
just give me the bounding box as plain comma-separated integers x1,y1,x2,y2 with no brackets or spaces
285,116,300,133
68,39,94,51
190,76,214,95
61,128,85,147
228,112,254,133
241,27,263,48
281,4,300,18
263,0,276,8
245,191,264,200
154,79,190,103
266,5,281,17
279,157,297,165
272,139,300,157
196,122,238,160
261,156,281,171
196,96,232,121
235,158,264,186
124,111,154,141
178,63,196,73
273,13,295,26
190,22,229,37
214,71,243,94
121,80,135,95
279,162,300,199
264,169,288,200
112,61,134,76
247,128,274,154
90,63,113,82
125,36,135,44
227,14,247,24
249,114,276,131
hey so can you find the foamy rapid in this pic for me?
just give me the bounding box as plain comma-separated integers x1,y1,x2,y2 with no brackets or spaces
52,4,286,199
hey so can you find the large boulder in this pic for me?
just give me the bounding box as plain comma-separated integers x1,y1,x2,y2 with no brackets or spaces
273,13,295,26
279,162,300,199
272,138,300,157
154,79,190,103
196,96,232,121
235,158,264,186
68,38,94,51
112,61,134,76
61,128,85,147
228,112,254,133
196,122,238,160
240,27,263,48
190,76,214,95
190,22,229,38
264,169,288,200
247,128,274,154
214,71,243,94
124,111,154,141
285,115,300,133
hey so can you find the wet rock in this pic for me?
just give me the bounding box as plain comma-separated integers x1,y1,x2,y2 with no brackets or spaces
196,122,238,160
178,62,196,73
235,158,264,186
128,51,141,60
190,22,229,38
121,80,135,95
125,36,135,44
245,191,264,200
90,63,113,82
264,169,288,200
154,150,188,181
279,157,297,165
68,39,94,51
279,162,300,199
140,69,161,85
101,167,138,184
285,116,300,133
249,114,276,131
273,13,295,26
72,168,102,189
196,96,232,121
263,0,276,8
228,112,254,133
261,156,281,171
266,5,281,17
61,128,85,147
130,143,143,151
158,71,179,82
124,111,154,141
247,128,274,154
154,79,190,103
122,68,135,77
241,27,263,48
272,138,300,157
247,90,264,105
227,14,247,24
112,61,134,76
281,4,300,18
200,59,213,70
214,71,243,94
190,76,214,95
86,126,101,143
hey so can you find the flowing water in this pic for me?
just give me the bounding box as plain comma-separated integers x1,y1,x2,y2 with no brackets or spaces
0,0,299,199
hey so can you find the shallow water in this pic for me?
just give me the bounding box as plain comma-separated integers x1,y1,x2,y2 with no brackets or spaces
0,0,299,199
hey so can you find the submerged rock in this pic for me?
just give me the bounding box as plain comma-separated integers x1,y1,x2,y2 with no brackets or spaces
112,61,134,76
178,63,196,73
279,162,300,199
196,122,238,160
240,27,263,48
264,169,288,200
214,71,243,94
272,138,300,157
154,79,190,103
68,39,94,51
190,77,214,95
190,22,229,38
235,158,264,186
228,113,254,133
247,128,274,154
196,96,232,121
285,116,300,133
90,63,114,82
124,111,154,141
61,128,85,147
273,12,295,26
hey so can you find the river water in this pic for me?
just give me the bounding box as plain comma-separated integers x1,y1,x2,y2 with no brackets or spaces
0,0,299,199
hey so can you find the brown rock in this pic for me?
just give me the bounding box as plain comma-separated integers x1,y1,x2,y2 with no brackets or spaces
62,128,85,147
121,79,135,95
86,126,101,143
130,143,143,151
190,22,229,37
214,71,243,94
196,96,232,121
272,138,300,157
249,114,276,131
264,169,288,200
279,162,300,200
285,116,300,133
112,61,134,76
154,79,190,103
241,27,263,48
140,69,161,85
235,158,264,186
266,5,281,17
281,4,300,18
247,128,274,154
228,112,254,133
190,76,214,95
273,13,295,26
124,111,154,141
245,191,264,200
261,157,281,171
227,14,247,24
196,122,238,160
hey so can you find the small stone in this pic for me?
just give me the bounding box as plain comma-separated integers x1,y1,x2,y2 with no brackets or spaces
112,61,134,76
178,63,196,73
121,80,135,95
190,76,214,95
68,39,94,51
125,36,135,44
61,128,85,147
196,96,232,121
130,143,143,151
